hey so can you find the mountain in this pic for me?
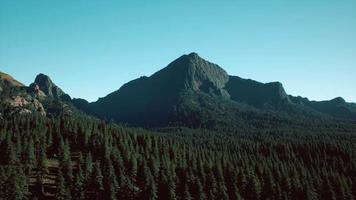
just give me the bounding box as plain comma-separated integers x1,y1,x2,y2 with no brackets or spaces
1,53,355,125
2,57,355,200
73,53,356,127
81,53,231,125
32,73,71,101
225,76,290,108
289,96,356,120
0,72,24,88
0,72,85,118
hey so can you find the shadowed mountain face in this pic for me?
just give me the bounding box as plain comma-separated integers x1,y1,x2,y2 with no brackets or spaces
289,96,356,120
71,53,356,126
225,76,290,109
87,53,231,125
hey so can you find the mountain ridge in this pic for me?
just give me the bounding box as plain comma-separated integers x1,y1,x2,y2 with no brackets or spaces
71,52,356,126
0,72,87,118
1,52,356,126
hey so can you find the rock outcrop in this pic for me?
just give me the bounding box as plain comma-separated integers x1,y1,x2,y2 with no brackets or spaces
3,95,46,116
0,71,78,118
34,73,70,101
28,83,47,97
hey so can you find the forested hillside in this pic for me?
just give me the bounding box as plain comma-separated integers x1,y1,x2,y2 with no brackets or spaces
1,114,355,199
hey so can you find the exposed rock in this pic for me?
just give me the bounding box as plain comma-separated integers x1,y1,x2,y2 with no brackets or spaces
0,71,83,118
28,83,47,97
3,95,46,116
9,96,29,107
34,73,69,100
19,108,32,115
32,98,46,116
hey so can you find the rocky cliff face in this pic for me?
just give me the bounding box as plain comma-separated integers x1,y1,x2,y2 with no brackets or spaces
34,73,71,101
0,73,46,116
0,72,78,117
3,95,46,116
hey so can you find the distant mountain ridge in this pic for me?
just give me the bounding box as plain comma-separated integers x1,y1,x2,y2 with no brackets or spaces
71,52,356,126
1,52,356,126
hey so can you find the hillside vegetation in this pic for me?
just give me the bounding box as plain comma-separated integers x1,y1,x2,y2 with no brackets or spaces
0,114,355,199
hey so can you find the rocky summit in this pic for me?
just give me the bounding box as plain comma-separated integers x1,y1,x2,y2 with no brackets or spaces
34,73,71,101
0,72,81,118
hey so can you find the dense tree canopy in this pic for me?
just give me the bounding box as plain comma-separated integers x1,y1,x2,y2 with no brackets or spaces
0,114,355,199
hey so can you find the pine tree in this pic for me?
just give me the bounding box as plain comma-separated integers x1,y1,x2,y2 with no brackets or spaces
84,153,93,182
195,179,207,200
73,159,85,200
6,139,18,165
103,160,119,200
73,172,85,200
91,161,104,199
59,138,73,185
7,167,28,200
57,169,71,200
138,160,158,200
24,138,36,169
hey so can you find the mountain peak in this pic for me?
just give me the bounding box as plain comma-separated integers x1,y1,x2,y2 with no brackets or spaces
186,52,200,59
330,97,346,104
34,73,70,100
178,52,205,64
152,53,229,96
35,73,53,85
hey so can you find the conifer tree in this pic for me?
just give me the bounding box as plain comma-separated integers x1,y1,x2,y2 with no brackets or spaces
57,169,71,200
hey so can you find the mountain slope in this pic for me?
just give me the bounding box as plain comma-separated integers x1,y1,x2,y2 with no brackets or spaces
0,72,87,118
289,96,356,120
0,72,24,88
88,53,231,125
2,53,356,125
225,76,290,109
78,53,356,127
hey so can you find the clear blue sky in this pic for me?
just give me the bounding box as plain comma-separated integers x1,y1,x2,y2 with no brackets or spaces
1,0,355,102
